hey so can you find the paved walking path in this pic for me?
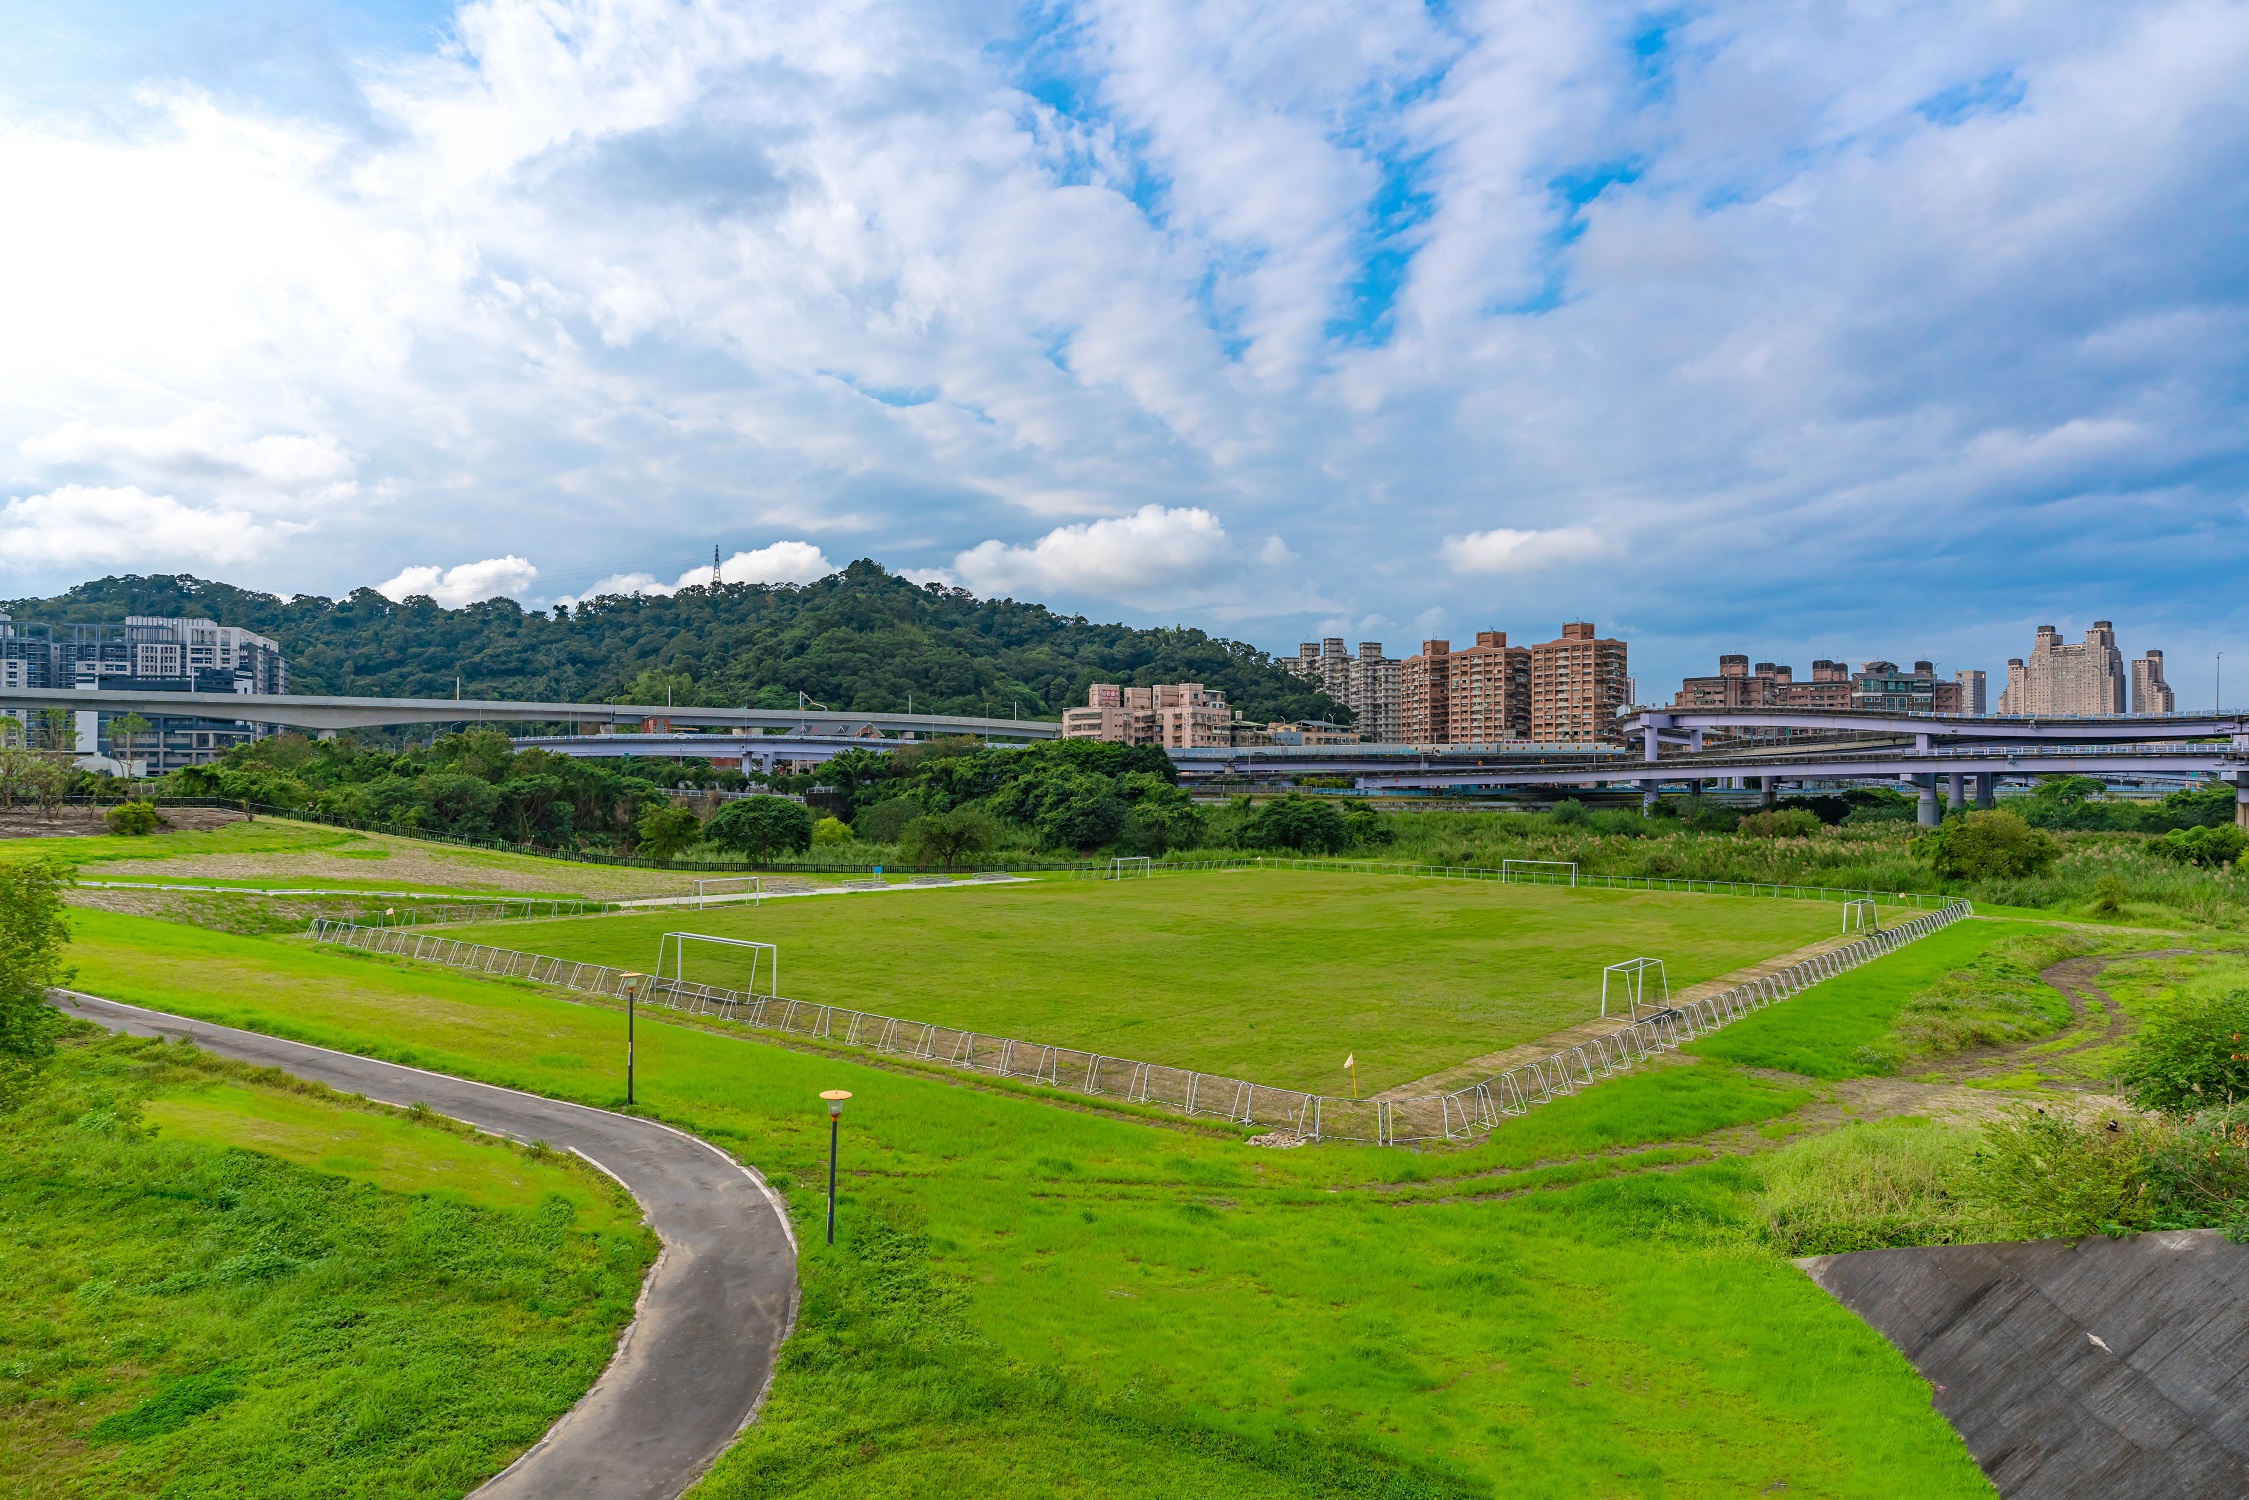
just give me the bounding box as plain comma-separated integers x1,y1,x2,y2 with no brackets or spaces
51,990,799,1500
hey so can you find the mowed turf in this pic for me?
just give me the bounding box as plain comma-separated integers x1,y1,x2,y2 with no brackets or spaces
57,912,1992,1498
450,871,1840,1092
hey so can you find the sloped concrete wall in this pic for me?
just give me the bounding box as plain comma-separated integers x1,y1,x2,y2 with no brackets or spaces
1803,1231,2249,1499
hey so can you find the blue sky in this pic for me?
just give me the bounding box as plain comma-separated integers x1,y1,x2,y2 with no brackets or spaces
1,0,2244,702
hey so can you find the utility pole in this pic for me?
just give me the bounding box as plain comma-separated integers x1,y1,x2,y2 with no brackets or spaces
713,545,721,588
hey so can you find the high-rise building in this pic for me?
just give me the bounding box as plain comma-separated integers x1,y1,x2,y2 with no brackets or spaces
1446,631,1531,744
0,611,289,771
1401,640,1451,744
1530,623,1629,743
1995,623,2127,715
1955,669,1986,715
2132,651,2176,715
1284,638,1399,741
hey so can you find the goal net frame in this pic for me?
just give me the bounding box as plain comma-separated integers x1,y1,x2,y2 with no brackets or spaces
693,876,762,910
1109,856,1154,880
657,932,779,999
1601,957,1669,1019
1841,898,1880,934
1502,859,1579,888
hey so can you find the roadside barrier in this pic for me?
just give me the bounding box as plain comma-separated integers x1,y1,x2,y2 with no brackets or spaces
307,897,1972,1144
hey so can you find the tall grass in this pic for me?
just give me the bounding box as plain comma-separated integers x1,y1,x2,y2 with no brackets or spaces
1757,1118,1985,1255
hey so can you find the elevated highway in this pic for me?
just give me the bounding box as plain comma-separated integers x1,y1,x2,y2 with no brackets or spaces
0,684,1057,742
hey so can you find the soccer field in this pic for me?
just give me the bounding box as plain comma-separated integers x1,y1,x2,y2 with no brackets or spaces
447,870,1838,1092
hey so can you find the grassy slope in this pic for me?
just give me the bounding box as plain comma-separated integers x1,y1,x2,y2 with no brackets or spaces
0,1030,656,1498
61,912,1992,1497
449,872,1837,1092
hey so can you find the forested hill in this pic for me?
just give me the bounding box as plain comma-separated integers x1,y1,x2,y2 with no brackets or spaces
5,561,1345,724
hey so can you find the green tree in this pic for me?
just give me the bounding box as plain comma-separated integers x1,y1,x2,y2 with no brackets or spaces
855,799,923,844
0,858,73,1098
634,803,703,863
2119,988,2249,1113
1912,809,2060,880
705,795,815,861
899,807,1001,869
1241,794,1352,854
812,816,854,847
108,711,152,780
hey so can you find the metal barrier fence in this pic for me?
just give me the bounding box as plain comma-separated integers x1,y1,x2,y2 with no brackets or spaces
1077,855,1961,909
307,898,1972,1143
363,898,620,927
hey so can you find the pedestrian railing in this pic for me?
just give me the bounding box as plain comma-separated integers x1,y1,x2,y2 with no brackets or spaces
307,897,1971,1144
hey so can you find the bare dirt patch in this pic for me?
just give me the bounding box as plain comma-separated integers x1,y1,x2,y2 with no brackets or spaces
0,805,248,840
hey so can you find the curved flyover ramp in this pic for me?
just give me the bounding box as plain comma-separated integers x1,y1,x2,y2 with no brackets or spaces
1803,1231,2249,1500
55,990,798,1500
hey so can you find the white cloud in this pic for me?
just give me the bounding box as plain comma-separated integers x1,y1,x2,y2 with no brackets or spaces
1441,527,1612,577
564,541,839,603
0,485,284,570
377,556,540,607
21,408,355,507
952,506,1230,598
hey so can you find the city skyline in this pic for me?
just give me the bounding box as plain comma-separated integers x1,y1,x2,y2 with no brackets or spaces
1,0,2243,700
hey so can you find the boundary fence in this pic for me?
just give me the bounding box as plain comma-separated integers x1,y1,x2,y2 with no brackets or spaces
1077,855,1962,909
308,897,1972,1144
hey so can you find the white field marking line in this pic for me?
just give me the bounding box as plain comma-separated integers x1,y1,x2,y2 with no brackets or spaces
50,988,798,1251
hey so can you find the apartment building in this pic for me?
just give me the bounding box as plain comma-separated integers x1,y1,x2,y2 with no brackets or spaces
0,611,289,771
1402,640,1452,744
1852,660,1964,714
1529,623,1629,742
1283,639,1400,742
1059,682,1235,748
1997,623,2128,716
1955,669,1987,715
1446,631,1531,743
2132,651,2176,715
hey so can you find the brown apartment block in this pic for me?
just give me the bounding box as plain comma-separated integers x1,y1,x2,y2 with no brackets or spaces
1060,682,1234,747
1401,639,1451,743
1448,631,1532,743
1530,623,1629,741
1673,655,1851,710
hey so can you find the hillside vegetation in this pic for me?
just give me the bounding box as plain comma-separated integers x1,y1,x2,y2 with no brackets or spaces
4,564,1342,724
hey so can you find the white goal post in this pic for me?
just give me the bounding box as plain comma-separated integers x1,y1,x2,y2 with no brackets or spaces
1502,859,1579,888
1109,856,1154,880
1842,898,1880,934
1601,957,1669,1019
657,932,779,999
694,876,762,910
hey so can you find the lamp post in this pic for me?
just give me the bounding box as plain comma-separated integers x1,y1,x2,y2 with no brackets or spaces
621,972,643,1107
819,1089,852,1244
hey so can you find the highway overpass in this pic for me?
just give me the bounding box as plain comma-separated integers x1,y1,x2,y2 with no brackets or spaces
0,685,1057,742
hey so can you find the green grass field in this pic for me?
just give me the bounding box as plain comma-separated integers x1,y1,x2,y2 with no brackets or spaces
0,1025,655,1498
41,911,2001,1497
449,872,1840,1092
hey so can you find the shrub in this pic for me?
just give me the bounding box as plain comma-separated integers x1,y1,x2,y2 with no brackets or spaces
899,806,1001,868
633,803,702,863
1961,1106,2156,1238
1912,809,2060,881
1737,808,1821,839
705,795,815,861
1241,794,1351,854
812,816,854,847
855,798,922,844
2150,824,2248,868
1547,799,1589,826
2119,987,2249,1113
103,800,162,836
2091,874,2130,915
0,858,73,1093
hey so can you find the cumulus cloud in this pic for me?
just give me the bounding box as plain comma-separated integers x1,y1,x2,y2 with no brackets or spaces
0,0,2242,688
565,541,838,602
0,485,285,569
1442,527,1612,576
377,556,540,607
952,507,1231,599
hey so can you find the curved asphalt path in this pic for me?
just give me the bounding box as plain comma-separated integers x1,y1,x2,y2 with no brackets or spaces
51,989,799,1500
